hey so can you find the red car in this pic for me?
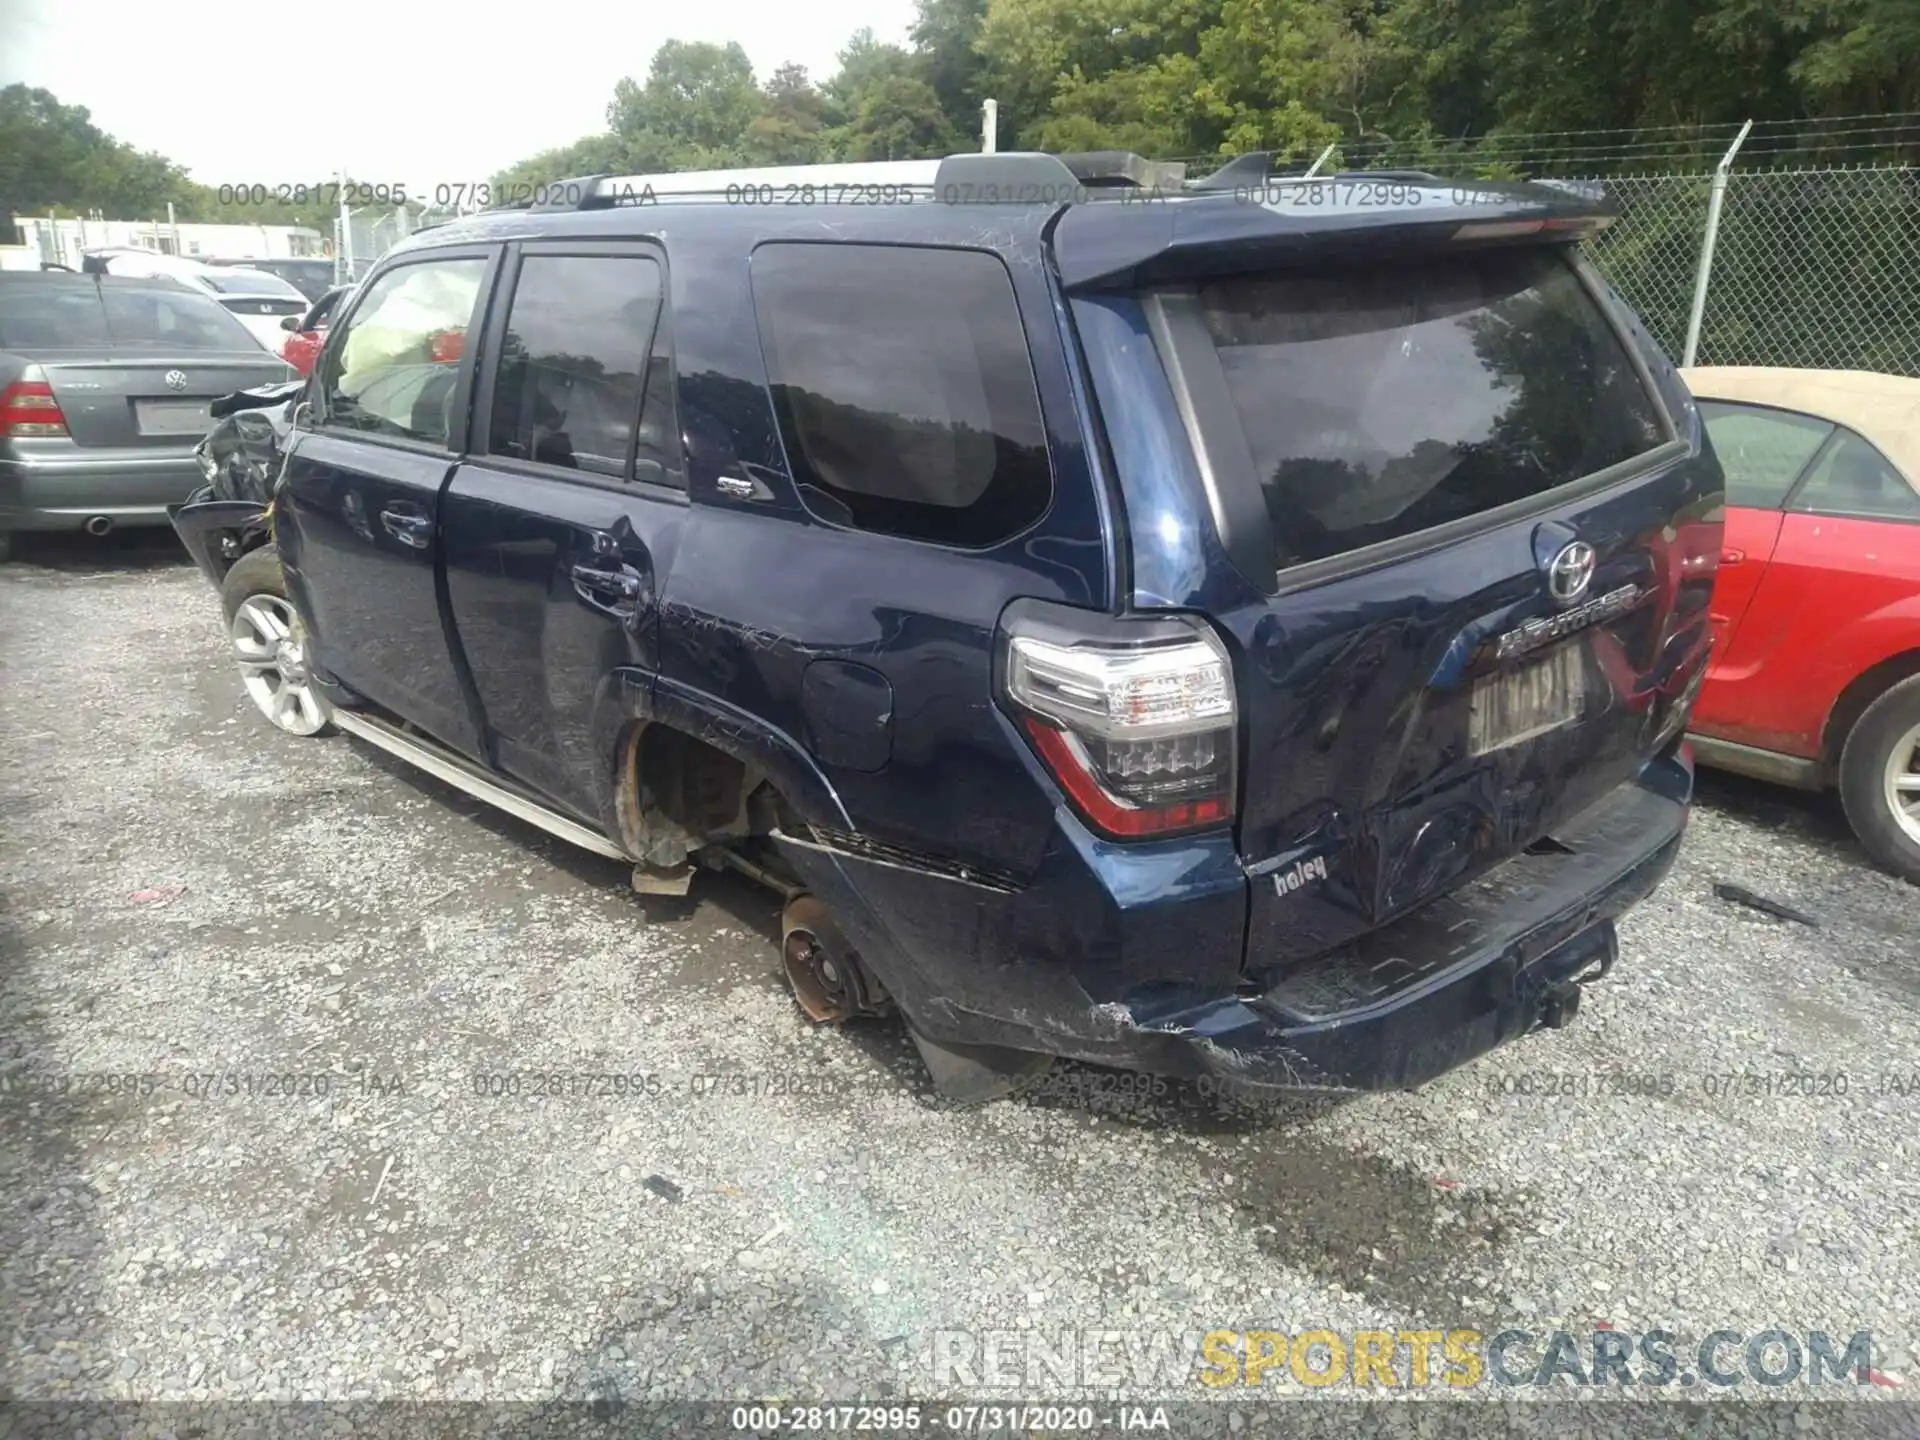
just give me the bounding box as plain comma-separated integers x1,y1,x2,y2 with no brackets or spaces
1684,366,1920,883
278,285,351,376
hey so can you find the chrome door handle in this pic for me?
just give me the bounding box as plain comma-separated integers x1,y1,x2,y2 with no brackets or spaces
379,507,432,549
572,564,648,602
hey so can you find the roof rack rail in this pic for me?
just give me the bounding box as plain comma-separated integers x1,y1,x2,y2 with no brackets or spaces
1187,152,1445,190
486,150,1189,212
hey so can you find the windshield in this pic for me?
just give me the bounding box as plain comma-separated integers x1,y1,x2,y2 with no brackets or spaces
202,271,305,299
1197,248,1669,570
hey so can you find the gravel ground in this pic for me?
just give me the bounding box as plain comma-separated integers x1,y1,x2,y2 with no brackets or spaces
1,533,1916,1435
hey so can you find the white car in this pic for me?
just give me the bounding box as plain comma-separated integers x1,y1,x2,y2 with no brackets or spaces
80,250,309,352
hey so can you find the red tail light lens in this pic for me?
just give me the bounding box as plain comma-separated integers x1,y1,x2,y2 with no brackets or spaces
0,378,68,438
428,329,466,364
1003,620,1238,840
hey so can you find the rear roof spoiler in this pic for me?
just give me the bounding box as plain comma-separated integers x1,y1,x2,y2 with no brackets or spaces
1051,180,1619,290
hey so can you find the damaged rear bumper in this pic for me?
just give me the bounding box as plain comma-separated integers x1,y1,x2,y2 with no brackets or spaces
776,746,1692,1093
168,486,270,587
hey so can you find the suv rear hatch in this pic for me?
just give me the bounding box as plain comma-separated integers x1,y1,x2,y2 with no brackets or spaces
1057,183,1721,974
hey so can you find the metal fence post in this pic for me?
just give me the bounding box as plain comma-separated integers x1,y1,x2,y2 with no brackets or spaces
1681,119,1753,367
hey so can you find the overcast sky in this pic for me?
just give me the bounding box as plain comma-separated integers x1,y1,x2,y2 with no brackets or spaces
0,0,917,192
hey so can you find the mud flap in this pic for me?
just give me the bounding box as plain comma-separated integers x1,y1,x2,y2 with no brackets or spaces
907,1026,1056,1107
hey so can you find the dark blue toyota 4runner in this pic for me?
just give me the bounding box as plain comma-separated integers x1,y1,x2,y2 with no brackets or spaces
172,151,1723,1103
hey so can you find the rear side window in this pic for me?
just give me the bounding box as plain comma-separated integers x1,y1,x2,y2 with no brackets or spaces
321,257,486,448
101,288,260,348
1791,429,1920,521
0,286,111,347
751,243,1051,547
1698,400,1832,508
487,254,667,482
1196,249,1668,570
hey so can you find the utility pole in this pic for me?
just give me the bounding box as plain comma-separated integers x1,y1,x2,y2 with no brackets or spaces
982,99,998,154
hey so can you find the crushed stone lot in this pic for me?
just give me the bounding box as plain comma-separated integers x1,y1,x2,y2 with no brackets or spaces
1,535,1916,1434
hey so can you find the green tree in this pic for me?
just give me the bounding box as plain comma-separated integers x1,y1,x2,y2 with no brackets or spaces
608,40,767,169
911,0,994,142
824,31,966,160
743,63,831,164
0,84,195,219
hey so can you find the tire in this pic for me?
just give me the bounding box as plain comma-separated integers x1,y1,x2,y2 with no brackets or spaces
218,545,333,737
1836,673,1920,885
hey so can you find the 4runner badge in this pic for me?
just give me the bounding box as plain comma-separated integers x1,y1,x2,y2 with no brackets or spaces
1273,854,1328,896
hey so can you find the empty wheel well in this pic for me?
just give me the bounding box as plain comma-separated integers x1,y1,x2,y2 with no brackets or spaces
613,722,796,864
1822,649,1920,776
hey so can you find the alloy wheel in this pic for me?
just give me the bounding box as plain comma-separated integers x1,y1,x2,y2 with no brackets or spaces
229,594,330,736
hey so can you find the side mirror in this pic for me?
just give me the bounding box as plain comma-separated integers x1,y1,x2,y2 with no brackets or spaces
280,314,303,332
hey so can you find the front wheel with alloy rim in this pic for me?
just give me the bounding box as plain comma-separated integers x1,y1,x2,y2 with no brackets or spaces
218,545,332,737
1837,673,1920,885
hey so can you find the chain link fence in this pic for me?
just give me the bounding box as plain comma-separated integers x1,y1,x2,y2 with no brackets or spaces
1578,173,1715,363
1403,162,1918,375
1687,166,1920,373
331,205,415,284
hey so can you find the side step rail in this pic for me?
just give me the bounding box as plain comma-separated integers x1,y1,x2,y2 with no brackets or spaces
329,709,630,861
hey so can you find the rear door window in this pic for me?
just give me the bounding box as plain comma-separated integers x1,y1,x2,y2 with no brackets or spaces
320,257,487,448
1193,249,1669,571
750,243,1052,547
1698,400,1832,508
486,253,668,482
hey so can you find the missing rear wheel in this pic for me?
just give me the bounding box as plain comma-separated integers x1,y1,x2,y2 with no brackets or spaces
779,895,888,1023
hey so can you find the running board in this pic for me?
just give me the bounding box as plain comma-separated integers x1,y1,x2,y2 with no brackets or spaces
330,709,630,860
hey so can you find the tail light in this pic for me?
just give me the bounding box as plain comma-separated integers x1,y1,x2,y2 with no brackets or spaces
428,329,466,364
1000,609,1237,839
0,372,68,438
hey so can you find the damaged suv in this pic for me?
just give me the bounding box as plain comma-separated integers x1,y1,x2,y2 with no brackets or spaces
172,151,1721,1102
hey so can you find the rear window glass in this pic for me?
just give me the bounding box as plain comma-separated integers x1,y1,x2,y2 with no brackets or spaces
100,287,260,348
203,271,305,298
1198,249,1668,570
0,286,111,347
751,243,1052,547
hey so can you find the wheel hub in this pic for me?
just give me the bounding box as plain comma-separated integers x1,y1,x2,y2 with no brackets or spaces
274,640,307,685
1885,720,1920,848
782,927,861,1022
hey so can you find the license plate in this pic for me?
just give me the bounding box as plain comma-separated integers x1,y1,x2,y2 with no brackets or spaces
134,399,212,436
1469,645,1586,754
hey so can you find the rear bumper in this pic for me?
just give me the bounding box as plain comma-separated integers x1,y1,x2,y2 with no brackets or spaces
777,746,1692,1092
168,487,270,586
0,451,202,531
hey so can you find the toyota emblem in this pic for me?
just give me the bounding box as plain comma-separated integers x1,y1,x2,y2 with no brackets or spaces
163,370,188,392
1547,541,1597,604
